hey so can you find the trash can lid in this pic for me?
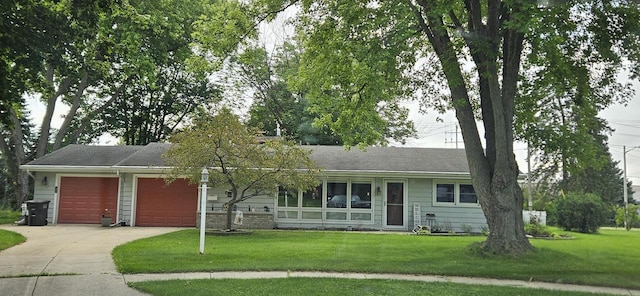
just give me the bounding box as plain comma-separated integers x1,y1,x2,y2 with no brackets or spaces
25,200,51,204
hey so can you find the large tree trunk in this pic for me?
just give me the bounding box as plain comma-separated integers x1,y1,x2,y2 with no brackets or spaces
479,165,532,254
416,0,533,255
226,201,234,230
0,107,31,207
35,63,72,159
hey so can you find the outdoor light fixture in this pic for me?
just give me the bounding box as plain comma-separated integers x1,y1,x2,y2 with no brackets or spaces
201,168,209,183
41,177,48,186
376,186,381,195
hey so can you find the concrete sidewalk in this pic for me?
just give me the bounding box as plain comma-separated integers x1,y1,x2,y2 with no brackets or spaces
122,271,640,296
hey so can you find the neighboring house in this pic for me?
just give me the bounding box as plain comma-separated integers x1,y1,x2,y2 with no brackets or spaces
20,143,487,232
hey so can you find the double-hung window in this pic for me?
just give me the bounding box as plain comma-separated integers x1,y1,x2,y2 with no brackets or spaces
434,181,478,206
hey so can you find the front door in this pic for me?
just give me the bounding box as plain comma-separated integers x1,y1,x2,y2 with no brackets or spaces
385,181,406,229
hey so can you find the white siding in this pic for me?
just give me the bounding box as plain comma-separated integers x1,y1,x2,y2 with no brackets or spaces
119,173,134,224
32,172,57,222
203,187,276,214
408,178,487,232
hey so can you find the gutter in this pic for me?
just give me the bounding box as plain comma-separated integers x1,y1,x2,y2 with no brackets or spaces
20,166,475,179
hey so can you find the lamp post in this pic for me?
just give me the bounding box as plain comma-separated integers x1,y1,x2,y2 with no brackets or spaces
199,168,209,254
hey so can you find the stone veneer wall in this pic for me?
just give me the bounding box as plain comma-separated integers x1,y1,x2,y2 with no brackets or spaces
198,211,275,229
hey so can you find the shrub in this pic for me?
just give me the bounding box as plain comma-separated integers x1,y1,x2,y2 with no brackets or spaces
555,193,607,233
0,209,22,225
461,223,473,234
545,201,558,226
615,204,640,229
524,215,552,237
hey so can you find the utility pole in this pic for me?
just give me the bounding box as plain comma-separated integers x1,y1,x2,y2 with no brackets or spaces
445,124,463,148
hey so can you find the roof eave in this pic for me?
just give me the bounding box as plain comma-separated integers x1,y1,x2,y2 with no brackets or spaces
20,165,115,173
318,170,471,179
111,166,172,173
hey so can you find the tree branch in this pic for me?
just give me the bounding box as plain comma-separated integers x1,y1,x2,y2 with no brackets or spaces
36,75,72,158
66,75,134,144
53,72,89,151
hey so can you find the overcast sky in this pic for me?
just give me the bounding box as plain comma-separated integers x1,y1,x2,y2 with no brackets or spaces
392,82,640,187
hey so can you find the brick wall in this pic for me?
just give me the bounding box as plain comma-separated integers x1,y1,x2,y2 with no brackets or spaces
198,211,275,229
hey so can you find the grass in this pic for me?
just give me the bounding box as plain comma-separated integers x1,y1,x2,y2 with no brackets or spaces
129,278,612,296
0,229,25,251
113,228,640,289
0,209,21,225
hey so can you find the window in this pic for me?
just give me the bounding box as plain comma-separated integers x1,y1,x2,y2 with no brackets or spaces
436,184,455,203
302,184,322,208
351,183,372,209
433,181,478,206
459,184,477,204
275,179,374,223
326,182,347,208
278,187,298,207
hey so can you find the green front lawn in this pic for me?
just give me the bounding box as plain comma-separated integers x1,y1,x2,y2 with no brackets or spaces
113,228,640,289
130,278,611,296
0,229,26,251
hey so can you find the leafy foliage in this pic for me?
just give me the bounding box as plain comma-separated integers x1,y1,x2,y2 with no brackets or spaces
555,193,607,233
99,61,220,145
239,0,640,255
229,43,345,145
615,204,640,229
1,0,222,207
163,109,320,229
524,216,552,237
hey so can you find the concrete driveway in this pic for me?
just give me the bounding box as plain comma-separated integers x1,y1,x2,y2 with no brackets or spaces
0,224,182,296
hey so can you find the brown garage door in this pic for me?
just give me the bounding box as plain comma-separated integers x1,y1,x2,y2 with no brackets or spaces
58,177,119,224
135,178,198,227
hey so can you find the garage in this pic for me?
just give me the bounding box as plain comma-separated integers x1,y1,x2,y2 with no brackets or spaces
135,178,198,227
58,177,119,224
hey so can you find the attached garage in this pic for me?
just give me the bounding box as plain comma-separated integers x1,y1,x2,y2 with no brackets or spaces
58,177,119,224
135,178,198,227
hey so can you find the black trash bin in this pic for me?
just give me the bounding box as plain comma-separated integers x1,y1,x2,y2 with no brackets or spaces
25,200,50,226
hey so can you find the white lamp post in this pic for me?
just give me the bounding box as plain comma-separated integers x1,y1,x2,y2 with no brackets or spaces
199,168,209,254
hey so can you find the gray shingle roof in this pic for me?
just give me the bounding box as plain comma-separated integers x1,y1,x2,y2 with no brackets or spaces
24,143,470,174
25,144,144,166
304,146,469,173
116,142,172,167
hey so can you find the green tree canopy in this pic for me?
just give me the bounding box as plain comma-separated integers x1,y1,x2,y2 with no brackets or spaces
235,0,640,254
164,108,320,230
1,0,219,207
230,43,346,145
